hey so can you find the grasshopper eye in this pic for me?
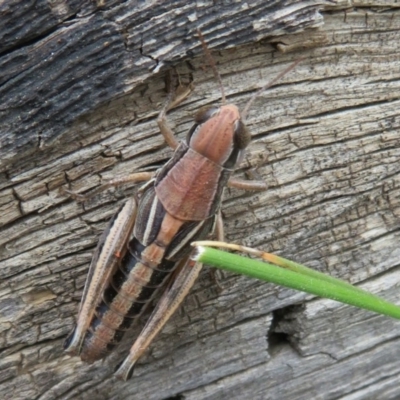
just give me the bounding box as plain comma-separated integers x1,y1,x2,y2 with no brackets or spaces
233,120,251,150
194,106,220,124
222,120,250,168
186,123,199,144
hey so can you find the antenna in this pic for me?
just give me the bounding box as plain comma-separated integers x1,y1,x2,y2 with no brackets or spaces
197,29,227,104
241,58,303,121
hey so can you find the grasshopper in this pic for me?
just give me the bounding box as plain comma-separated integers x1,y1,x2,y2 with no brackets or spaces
64,31,300,381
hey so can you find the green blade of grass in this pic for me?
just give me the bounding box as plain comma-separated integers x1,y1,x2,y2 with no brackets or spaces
193,246,400,320
258,250,368,295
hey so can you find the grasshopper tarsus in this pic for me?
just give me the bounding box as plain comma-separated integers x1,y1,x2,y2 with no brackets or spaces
62,187,89,202
165,69,195,112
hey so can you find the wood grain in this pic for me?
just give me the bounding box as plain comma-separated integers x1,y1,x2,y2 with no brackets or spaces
1,1,400,399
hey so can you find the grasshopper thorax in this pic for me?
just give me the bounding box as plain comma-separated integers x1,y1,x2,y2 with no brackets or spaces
186,104,250,169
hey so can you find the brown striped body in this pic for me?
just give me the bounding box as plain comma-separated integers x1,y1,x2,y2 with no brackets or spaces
79,204,186,361
65,104,250,363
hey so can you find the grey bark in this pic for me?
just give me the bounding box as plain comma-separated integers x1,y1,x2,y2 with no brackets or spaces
1,1,400,399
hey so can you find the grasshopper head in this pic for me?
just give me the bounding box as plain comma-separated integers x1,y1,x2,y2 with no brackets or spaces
186,104,251,168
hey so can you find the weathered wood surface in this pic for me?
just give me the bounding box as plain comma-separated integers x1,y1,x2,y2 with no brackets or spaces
1,1,400,399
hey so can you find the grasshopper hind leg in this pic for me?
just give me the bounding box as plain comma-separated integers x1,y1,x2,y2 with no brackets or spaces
63,326,79,352
114,257,203,381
